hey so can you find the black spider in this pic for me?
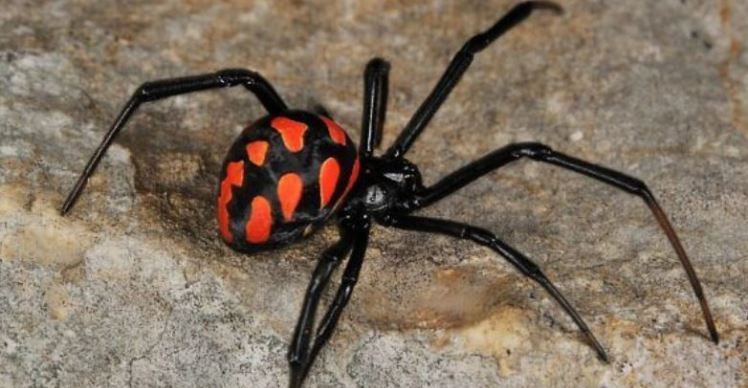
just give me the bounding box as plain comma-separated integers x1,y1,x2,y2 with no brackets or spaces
61,2,718,387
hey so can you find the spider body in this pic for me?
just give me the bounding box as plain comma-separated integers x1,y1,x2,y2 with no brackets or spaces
218,111,359,252
355,157,424,215
61,2,718,388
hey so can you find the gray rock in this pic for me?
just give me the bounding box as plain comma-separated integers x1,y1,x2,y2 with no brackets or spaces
1,1,746,387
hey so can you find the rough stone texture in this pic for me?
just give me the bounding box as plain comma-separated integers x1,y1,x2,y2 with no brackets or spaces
1,1,746,387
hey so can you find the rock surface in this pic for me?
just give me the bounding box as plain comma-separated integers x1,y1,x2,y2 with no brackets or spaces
1,1,747,387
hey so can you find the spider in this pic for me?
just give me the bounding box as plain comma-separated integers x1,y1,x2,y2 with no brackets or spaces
61,2,718,387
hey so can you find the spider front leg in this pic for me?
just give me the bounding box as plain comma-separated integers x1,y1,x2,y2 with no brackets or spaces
289,214,371,388
298,216,371,386
361,58,390,159
60,69,287,215
384,1,562,159
288,227,354,386
384,214,609,361
407,142,719,344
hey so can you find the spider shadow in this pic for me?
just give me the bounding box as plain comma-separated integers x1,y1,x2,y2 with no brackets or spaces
114,92,261,250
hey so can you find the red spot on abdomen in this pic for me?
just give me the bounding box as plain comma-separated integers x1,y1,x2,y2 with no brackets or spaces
271,117,308,152
277,173,303,221
246,140,269,166
320,116,347,145
246,196,272,244
217,161,245,242
334,158,360,210
342,157,360,200
319,157,340,208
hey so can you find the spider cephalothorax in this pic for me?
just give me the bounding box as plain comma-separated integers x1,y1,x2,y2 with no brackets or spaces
354,157,424,214
61,2,718,388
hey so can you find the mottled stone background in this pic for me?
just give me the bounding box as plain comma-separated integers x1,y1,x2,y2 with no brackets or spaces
1,0,746,387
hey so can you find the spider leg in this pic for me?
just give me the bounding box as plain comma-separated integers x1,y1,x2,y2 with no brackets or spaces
312,104,333,119
60,69,287,215
288,227,355,388
384,214,608,361
384,1,562,159
361,58,390,159
288,215,371,388
299,216,371,384
407,142,719,344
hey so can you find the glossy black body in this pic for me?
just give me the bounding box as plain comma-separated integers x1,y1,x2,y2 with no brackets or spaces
61,2,718,388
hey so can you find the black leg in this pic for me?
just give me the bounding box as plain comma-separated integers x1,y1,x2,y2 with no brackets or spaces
408,142,719,344
384,214,609,361
312,104,333,119
60,69,288,215
287,215,370,388
360,58,390,159
383,1,562,159
288,227,355,388
296,216,371,386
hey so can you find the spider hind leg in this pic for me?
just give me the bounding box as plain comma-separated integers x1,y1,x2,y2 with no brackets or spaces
61,69,287,215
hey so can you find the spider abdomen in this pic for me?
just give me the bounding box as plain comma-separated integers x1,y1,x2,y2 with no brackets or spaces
217,110,359,253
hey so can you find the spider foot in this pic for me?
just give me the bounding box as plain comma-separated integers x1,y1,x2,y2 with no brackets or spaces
526,1,564,15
